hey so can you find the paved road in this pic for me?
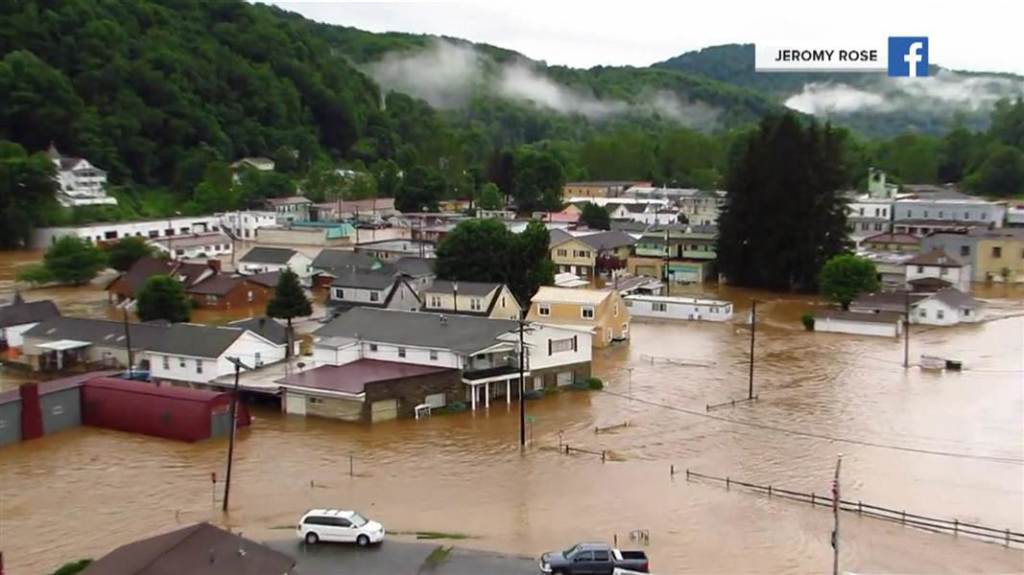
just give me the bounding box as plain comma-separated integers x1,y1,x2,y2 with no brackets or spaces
266,538,538,575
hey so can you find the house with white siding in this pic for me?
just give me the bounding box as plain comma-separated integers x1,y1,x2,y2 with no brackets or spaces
420,280,522,320
912,288,984,326
238,247,314,285
0,294,60,349
312,308,592,411
624,294,733,322
48,144,116,207
904,249,972,292
813,309,903,338
328,269,421,313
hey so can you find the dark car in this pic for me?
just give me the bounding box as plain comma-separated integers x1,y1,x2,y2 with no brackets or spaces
539,542,649,575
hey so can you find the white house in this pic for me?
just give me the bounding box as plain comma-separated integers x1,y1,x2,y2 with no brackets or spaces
420,280,522,320
231,157,275,172
30,215,221,249
904,249,972,292
238,247,314,285
146,323,288,384
148,232,233,260
329,270,421,313
813,309,903,338
218,210,278,240
48,144,116,207
0,295,59,348
913,288,985,326
313,308,592,410
624,295,733,322
265,196,312,224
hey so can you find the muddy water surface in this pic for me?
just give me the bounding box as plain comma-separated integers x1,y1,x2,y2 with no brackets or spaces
0,250,1022,574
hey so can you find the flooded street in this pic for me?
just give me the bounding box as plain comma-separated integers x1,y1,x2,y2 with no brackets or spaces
1,250,1023,574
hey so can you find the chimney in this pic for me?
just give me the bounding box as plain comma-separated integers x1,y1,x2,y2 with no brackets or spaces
208,259,221,272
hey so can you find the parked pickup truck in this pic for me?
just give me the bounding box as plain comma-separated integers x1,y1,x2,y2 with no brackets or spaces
539,542,649,574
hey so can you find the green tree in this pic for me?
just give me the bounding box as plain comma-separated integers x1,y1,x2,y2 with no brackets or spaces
136,275,191,323
579,203,611,230
435,219,553,303
0,141,59,248
302,161,345,203
397,166,444,212
192,161,239,212
106,236,156,272
266,268,312,357
965,144,1024,197
717,113,850,290
236,170,297,202
512,148,564,212
477,183,503,210
43,236,107,285
819,254,880,309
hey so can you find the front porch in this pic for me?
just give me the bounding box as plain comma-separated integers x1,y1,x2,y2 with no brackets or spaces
462,365,530,411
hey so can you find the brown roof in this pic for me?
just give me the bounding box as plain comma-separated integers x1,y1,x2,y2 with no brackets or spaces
247,271,281,288
906,249,964,267
907,277,952,292
277,359,453,395
187,275,244,296
862,233,920,245
929,287,982,310
265,196,312,206
80,522,294,575
850,291,928,313
107,258,175,297
813,309,904,324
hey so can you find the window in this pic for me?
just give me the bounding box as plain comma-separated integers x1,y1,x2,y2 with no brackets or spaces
247,290,254,303
195,360,203,374
992,246,1002,258
919,308,927,318
613,302,619,316
923,210,929,218
982,212,988,220
501,296,506,308
874,223,883,231
581,306,595,319
551,338,574,353
960,245,970,257
398,347,406,358
370,291,379,302
369,344,378,352
206,294,217,303
178,357,186,368
965,212,970,219
254,352,261,366
593,550,610,562
652,302,667,312
556,249,567,257
162,356,170,370
335,288,345,300
539,303,550,316
470,298,482,311
938,211,944,218
430,295,441,307
916,266,924,273
940,267,948,276
573,552,594,562
148,230,159,239
429,350,438,361
936,309,946,320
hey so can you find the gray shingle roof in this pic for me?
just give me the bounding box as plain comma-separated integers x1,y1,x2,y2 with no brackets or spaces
315,308,517,354
228,317,288,345
396,256,435,277
0,298,59,328
548,229,574,247
330,269,398,290
929,287,982,309
23,316,252,359
426,280,501,297
312,249,378,271
906,249,964,267
575,231,637,251
239,247,297,265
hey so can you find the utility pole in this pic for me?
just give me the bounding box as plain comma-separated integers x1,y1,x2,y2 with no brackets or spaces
453,282,459,314
832,454,843,575
222,357,250,512
662,226,670,295
748,299,757,400
121,306,133,378
518,319,526,448
903,290,910,368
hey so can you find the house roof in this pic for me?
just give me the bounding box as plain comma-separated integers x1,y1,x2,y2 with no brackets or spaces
277,359,453,395
850,291,928,312
548,229,574,247
186,275,244,296
395,256,435,277
315,308,517,354
246,271,281,288
622,204,648,213
265,196,311,206
553,230,637,251
80,522,294,575
426,280,501,297
24,317,252,359
863,233,920,245
0,296,60,328
532,286,610,305
228,317,288,345
907,277,953,291
906,249,964,267
312,249,378,271
814,309,904,324
148,232,229,250
108,257,175,296
928,287,982,310
240,247,298,264
330,268,398,290
609,220,651,233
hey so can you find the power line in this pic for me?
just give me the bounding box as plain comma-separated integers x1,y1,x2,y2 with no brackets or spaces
598,389,1024,465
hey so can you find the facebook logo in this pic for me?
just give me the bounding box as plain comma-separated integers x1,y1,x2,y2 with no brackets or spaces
888,37,929,77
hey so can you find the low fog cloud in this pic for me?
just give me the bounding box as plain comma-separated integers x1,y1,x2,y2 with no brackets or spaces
785,70,1024,115
367,40,719,128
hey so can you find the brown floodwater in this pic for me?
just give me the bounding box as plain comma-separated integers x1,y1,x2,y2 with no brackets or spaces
1,250,1023,574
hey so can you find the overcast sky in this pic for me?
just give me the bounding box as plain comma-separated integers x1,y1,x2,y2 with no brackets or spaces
270,1,1023,75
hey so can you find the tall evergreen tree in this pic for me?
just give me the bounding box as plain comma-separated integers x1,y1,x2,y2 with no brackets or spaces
717,113,850,291
266,268,312,357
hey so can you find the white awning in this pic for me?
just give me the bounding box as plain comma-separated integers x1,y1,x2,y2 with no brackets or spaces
37,339,91,351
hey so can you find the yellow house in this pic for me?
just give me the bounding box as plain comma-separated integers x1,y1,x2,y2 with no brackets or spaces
550,230,637,280
526,286,630,348
562,181,649,200
421,280,523,320
973,229,1024,283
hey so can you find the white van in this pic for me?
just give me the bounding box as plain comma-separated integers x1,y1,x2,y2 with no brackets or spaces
297,508,386,546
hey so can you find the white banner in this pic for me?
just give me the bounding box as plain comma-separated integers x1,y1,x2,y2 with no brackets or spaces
755,44,887,72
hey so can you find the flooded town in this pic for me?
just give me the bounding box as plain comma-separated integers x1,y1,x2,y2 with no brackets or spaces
2,2,1024,575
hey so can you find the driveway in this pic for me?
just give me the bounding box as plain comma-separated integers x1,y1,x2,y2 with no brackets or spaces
266,538,538,575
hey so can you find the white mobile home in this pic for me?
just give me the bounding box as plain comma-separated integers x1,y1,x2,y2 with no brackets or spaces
624,295,733,322
813,310,903,338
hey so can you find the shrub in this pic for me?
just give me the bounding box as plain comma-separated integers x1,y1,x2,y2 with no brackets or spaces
16,263,55,285
801,313,815,331
50,560,93,575
586,376,604,390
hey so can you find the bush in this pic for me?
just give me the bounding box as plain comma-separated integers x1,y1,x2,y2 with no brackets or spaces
16,262,55,285
50,560,92,575
586,377,604,390
801,313,815,331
